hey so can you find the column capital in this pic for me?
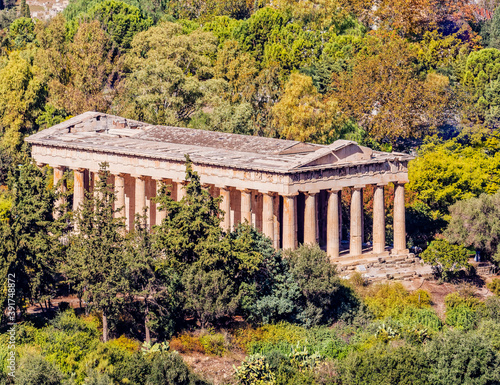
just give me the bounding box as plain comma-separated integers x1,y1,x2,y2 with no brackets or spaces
52,165,67,170
239,188,253,193
353,185,365,190
303,190,320,196
113,172,127,178
328,188,342,193
71,167,86,173
259,190,277,196
217,185,231,191
281,192,299,197
131,174,147,180
375,182,388,187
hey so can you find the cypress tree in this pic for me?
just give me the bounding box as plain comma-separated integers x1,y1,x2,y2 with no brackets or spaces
0,159,58,318
65,163,127,342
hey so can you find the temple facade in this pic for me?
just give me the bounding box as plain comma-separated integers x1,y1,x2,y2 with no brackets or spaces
26,112,414,261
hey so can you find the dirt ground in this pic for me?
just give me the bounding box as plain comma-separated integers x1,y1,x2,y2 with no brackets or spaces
181,352,245,385
401,274,500,318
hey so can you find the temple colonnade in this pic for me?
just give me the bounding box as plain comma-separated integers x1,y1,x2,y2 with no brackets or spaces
53,166,408,258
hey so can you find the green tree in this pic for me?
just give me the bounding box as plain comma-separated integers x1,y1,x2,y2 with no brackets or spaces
65,163,127,342
445,191,500,262
117,21,216,125
19,0,30,18
408,138,500,216
125,213,181,342
0,51,45,152
462,48,500,126
420,239,470,280
45,21,119,115
87,0,152,50
272,72,343,143
9,17,35,48
0,159,59,316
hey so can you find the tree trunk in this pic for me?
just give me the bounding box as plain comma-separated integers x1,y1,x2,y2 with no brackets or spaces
102,313,108,342
144,299,151,344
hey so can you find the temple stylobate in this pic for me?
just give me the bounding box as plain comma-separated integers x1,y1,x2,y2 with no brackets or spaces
26,112,414,260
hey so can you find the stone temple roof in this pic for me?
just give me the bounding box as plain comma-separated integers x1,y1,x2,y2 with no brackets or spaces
26,112,413,173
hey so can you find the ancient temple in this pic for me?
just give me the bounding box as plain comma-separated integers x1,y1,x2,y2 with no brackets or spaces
26,111,414,261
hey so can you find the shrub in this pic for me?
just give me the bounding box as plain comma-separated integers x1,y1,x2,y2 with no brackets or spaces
15,354,63,385
234,354,276,385
146,352,210,385
445,304,479,330
426,330,500,383
487,278,500,296
421,239,470,280
169,333,205,354
286,244,341,326
199,331,226,357
363,282,432,319
337,343,429,385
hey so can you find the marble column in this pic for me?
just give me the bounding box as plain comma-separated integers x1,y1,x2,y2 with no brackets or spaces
262,192,274,242
155,179,167,226
240,189,252,224
393,183,408,255
114,173,126,219
282,193,298,250
327,189,341,259
53,166,67,217
176,181,187,201
373,184,386,254
304,191,318,245
273,194,280,249
135,176,147,218
220,186,231,232
350,186,363,256
92,171,101,199
73,169,85,212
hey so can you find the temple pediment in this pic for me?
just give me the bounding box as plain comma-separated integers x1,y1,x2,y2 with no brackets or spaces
293,140,374,169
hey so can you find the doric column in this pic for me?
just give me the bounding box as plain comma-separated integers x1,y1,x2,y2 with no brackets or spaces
327,189,341,259
92,171,101,199
262,192,274,242
73,169,85,212
373,184,386,254
135,176,147,218
176,181,187,201
114,173,126,219
155,179,168,226
220,186,231,232
350,186,363,256
304,191,318,245
240,189,252,224
393,183,408,255
53,166,67,217
282,193,298,250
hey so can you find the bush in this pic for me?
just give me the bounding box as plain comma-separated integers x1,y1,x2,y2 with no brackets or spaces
169,333,205,354
146,352,210,385
363,282,432,320
234,354,276,385
286,244,341,327
445,304,479,330
337,343,429,385
426,330,500,384
421,239,470,280
487,278,500,296
16,354,63,385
